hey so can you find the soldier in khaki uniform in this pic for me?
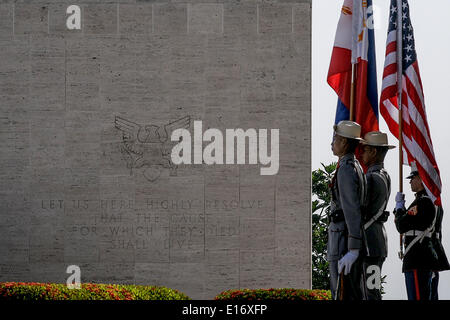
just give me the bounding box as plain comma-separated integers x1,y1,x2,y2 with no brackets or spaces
328,121,366,300
360,131,395,300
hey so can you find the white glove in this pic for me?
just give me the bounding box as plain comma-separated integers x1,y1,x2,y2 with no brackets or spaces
338,249,359,275
395,192,406,210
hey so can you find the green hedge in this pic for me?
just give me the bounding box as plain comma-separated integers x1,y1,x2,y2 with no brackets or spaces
0,282,190,300
0,282,331,301
214,288,332,300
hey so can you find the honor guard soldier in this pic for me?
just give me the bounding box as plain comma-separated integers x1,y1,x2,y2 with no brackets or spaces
430,205,450,300
394,163,439,300
328,120,366,300
360,131,395,300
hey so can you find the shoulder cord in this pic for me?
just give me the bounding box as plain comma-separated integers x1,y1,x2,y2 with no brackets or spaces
353,161,369,256
353,160,367,209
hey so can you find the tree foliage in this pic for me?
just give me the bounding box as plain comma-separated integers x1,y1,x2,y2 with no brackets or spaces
312,162,337,290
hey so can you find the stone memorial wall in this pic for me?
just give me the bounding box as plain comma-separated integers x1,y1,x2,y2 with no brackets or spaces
0,0,311,299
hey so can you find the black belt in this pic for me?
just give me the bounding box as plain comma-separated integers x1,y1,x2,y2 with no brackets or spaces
329,210,389,224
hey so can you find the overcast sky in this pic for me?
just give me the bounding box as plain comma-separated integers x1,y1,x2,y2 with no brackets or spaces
312,0,450,299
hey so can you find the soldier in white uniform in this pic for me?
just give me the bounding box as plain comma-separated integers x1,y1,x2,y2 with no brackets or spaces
328,121,367,300
360,131,395,300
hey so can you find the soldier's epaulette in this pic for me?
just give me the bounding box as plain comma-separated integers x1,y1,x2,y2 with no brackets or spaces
344,158,356,167
418,193,432,201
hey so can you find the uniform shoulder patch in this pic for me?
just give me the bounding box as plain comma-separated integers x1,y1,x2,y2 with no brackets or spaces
407,205,418,216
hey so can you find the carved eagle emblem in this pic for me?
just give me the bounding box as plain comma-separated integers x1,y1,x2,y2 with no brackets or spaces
114,115,190,182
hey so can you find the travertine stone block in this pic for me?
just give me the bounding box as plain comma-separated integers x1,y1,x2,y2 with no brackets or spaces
258,4,292,34
0,39,30,111
14,4,49,35
223,3,257,36
84,4,118,35
188,4,223,34
154,3,187,35
0,4,13,36
119,4,153,35
293,2,311,34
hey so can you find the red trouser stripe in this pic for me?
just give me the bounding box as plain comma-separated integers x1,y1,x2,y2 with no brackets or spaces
413,269,421,300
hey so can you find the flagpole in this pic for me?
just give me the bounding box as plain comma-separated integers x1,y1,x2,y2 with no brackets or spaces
397,0,403,193
350,64,357,121
349,0,359,122
396,0,404,260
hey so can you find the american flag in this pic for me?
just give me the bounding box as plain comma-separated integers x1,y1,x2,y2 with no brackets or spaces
380,0,441,205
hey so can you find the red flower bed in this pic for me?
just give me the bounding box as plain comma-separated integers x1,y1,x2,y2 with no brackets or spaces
0,282,190,300
215,288,332,301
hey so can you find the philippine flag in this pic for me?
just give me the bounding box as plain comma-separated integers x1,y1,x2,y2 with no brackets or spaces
328,0,379,145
